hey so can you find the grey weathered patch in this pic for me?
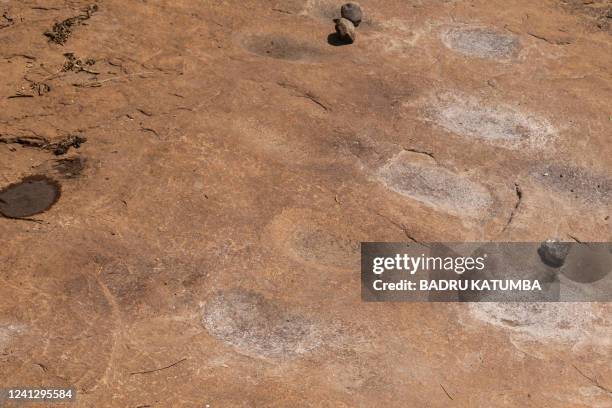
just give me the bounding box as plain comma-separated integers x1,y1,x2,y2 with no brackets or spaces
376,151,492,217
0,175,61,218
468,302,607,343
0,323,25,351
532,164,611,204
426,93,556,149
442,26,519,59
202,290,322,358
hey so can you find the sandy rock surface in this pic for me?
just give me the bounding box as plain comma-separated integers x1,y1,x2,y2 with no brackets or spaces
0,0,610,406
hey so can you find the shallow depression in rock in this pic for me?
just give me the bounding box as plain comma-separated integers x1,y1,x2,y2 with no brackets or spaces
202,290,322,358
468,303,603,342
0,175,61,218
243,34,322,61
289,226,359,269
267,208,362,271
377,152,492,217
442,26,519,59
428,94,556,148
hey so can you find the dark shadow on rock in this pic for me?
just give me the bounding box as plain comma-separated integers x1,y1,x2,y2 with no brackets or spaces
327,33,351,46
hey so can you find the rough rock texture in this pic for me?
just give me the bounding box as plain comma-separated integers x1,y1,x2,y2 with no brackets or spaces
0,0,610,406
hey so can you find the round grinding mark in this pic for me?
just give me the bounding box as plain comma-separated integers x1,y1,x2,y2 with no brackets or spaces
202,290,322,359
266,208,363,271
468,303,602,343
377,152,492,217
243,34,322,61
426,93,556,148
0,176,61,219
442,27,519,60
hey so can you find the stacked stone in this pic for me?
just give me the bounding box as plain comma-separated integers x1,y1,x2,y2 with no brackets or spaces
333,3,362,44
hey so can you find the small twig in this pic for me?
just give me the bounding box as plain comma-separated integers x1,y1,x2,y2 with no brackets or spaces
0,214,45,223
0,134,85,155
140,127,160,138
501,183,522,233
130,358,187,376
73,72,154,88
440,384,454,400
8,94,34,99
1,12,14,29
299,93,329,111
81,67,100,75
276,81,330,111
527,32,572,45
403,147,436,161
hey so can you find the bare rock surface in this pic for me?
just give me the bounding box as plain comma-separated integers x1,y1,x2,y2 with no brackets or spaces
0,0,610,406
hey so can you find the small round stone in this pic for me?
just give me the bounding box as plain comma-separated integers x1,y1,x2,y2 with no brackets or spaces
537,239,571,268
341,3,362,27
334,18,356,44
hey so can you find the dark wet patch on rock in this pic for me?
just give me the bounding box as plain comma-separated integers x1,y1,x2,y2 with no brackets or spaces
243,35,322,61
202,290,322,359
376,152,492,217
442,26,519,60
0,175,61,219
